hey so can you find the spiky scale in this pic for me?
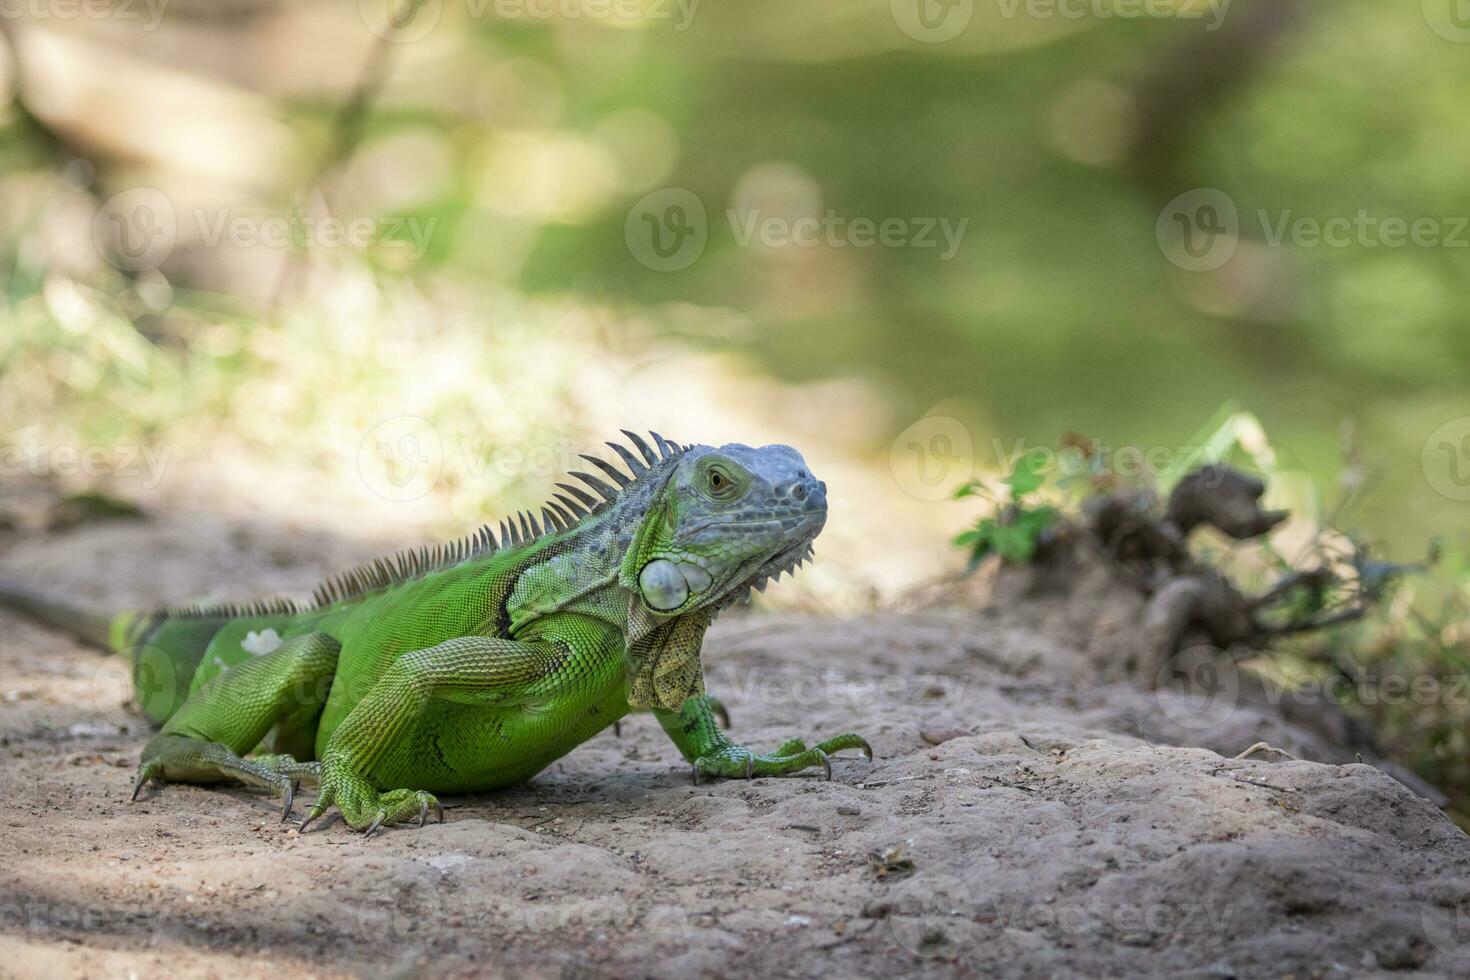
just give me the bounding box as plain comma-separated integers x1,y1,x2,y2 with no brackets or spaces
570,471,620,503
607,441,648,477
580,454,631,488
557,483,598,509
622,430,658,465
554,493,588,518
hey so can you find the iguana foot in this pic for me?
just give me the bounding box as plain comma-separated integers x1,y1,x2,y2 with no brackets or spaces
299,757,443,836
132,733,299,822
691,733,871,784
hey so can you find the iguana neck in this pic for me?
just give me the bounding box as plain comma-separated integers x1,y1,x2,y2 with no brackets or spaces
498,496,712,710
500,498,653,638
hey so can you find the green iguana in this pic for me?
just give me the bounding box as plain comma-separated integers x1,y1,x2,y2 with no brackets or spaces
1,432,870,834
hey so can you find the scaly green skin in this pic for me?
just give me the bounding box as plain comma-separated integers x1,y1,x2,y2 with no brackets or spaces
79,431,870,834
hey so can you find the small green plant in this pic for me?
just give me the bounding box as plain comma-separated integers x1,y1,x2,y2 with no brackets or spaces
952,452,1059,567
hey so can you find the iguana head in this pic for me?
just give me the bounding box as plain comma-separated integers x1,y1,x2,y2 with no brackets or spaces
620,443,826,617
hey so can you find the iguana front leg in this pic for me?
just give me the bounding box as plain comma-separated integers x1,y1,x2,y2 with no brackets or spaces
133,632,340,820
656,695,872,783
614,694,731,737
301,635,564,835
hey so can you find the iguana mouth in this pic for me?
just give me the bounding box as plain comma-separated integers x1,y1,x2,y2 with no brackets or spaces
712,538,818,611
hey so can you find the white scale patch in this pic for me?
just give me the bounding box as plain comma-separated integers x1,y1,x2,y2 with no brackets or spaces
241,628,284,656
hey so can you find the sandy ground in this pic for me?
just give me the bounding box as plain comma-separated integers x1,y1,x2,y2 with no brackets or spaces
4,506,1470,979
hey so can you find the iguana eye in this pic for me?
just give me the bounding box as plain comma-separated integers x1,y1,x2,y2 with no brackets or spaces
700,460,742,499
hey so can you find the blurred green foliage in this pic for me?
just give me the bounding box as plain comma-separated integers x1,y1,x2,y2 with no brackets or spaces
0,0,1466,553
953,452,1060,566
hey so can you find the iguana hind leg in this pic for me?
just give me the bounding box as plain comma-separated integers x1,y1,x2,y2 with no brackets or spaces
302,635,565,835
133,632,340,820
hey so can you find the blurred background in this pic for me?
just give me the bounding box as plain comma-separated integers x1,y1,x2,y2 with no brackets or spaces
0,0,1467,607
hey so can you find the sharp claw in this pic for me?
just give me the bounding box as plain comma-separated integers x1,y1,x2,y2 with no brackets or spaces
418,799,429,828
299,807,322,834
363,812,386,838
690,762,700,786
816,749,832,781
613,720,622,738
745,754,754,780
434,802,445,824
858,739,874,762
280,781,296,823
130,769,151,802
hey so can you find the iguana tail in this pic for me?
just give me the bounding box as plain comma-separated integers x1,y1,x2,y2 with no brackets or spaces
0,580,125,651
0,580,227,725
